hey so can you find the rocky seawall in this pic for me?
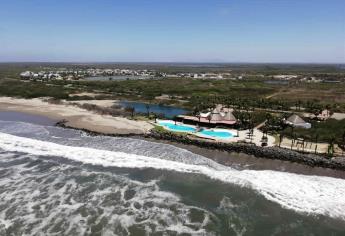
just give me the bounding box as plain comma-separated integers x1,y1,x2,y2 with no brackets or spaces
148,130,345,171
56,120,345,171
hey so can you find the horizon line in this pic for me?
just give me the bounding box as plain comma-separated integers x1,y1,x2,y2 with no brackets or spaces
0,61,344,65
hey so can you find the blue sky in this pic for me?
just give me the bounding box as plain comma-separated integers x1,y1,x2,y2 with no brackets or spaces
0,0,344,63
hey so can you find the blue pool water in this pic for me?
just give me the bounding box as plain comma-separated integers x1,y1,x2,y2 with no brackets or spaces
198,130,234,138
158,122,196,132
158,121,234,138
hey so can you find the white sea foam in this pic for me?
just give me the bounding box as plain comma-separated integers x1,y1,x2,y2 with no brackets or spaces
0,152,214,235
1,132,345,221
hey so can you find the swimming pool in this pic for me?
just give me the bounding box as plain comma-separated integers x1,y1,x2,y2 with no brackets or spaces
198,129,234,138
158,121,235,139
158,122,196,132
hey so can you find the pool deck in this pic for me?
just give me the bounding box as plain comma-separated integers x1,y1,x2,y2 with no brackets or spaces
155,120,276,147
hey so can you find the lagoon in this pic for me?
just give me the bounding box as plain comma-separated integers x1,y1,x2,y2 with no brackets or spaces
119,101,189,118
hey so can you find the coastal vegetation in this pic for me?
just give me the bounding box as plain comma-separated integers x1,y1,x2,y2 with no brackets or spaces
0,79,71,99
4,76,345,112
280,119,345,145
1,63,345,155
1,63,344,109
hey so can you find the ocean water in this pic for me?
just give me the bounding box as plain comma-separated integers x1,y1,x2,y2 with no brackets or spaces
0,118,345,235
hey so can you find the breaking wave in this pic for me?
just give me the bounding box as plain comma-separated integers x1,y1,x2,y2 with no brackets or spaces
0,151,216,235
1,131,345,222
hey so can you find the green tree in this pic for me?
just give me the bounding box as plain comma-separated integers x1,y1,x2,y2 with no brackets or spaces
145,104,150,118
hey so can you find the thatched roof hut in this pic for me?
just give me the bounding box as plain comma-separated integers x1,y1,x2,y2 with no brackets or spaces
179,105,237,126
287,114,306,124
223,111,236,122
210,112,223,122
286,114,311,129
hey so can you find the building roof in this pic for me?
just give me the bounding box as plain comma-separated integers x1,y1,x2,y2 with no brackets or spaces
320,109,331,117
212,107,221,114
210,112,223,121
20,71,33,78
222,111,236,121
287,114,306,124
215,104,223,111
180,105,237,125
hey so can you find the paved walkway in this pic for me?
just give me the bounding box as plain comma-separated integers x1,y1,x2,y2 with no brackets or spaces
193,127,275,147
331,113,345,120
230,128,276,147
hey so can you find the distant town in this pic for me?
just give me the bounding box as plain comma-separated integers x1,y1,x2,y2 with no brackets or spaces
19,67,344,83
19,67,242,81
19,68,158,80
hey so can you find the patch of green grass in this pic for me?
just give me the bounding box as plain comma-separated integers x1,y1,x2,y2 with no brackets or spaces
281,119,345,144
153,125,166,133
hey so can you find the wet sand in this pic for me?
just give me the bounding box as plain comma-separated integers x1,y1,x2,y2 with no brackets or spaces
0,111,57,126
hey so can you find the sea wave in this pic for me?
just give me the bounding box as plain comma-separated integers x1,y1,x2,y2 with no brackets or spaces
0,151,215,235
1,132,345,221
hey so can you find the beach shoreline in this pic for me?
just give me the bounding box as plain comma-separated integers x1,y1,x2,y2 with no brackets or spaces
56,120,345,178
1,97,345,178
0,97,153,135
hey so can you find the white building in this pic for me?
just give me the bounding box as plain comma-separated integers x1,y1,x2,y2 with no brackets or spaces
20,71,33,79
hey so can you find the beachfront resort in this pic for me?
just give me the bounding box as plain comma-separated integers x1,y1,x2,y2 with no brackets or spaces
155,104,273,147
147,101,345,157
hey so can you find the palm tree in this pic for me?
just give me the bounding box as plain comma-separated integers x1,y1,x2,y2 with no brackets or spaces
279,133,283,147
290,132,296,150
327,137,335,158
341,130,345,156
173,115,177,125
128,106,135,119
266,113,272,128
250,128,254,143
297,100,302,111
196,113,201,123
193,106,199,116
145,104,150,118
302,138,305,153
314,134,319,154
207,115,211,124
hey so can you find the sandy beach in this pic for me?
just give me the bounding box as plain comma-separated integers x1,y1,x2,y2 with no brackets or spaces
0,97,153,134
